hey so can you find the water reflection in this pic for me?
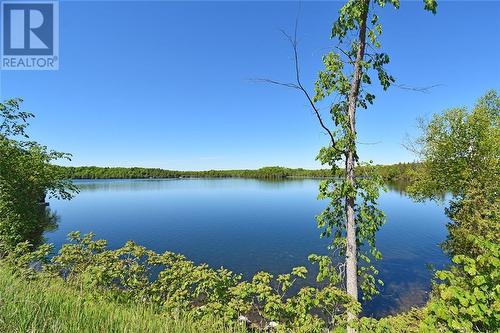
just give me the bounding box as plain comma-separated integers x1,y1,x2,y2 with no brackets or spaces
25,206,60,249
385,180,447,202
74,177,312,192
47,178,449,317
385,180,410,195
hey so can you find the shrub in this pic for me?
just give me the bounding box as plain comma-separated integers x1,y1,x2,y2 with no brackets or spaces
7,232,359,332
423,237,499,332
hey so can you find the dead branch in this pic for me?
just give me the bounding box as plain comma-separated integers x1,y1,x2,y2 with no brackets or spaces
356,140,381,145
393,83,442,93
252,26,343,153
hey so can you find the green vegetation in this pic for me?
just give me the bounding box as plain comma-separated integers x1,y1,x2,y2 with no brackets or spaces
0,0,498,328
58,163,418,182
0,264,246,333
278,1,436,328
408,91,500,332
0,98,358,333
0,246,423,333
2,233,361,333
0,88,498,332
0,99,77,253
424,238,499,332
408,90,499,257
59,165,334,179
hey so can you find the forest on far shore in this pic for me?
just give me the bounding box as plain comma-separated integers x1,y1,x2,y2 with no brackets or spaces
58,163,417,182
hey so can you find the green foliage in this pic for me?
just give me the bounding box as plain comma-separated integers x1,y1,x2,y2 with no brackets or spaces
423,237,499,332
311,163,386,301
0,264,247,333
2,240,52,279
408,90,499,201
4,253,436,333
312,0,402,302
7,232,360,332
60,165,323,180
423,0,438,14
311,0,436,304
408,90,499,256
0,99,77,253
408,91,500,332
358,308,424,333
58,164,417,181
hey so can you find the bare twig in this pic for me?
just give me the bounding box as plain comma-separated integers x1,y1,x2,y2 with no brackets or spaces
393,83,442,93
336,46,354,63
251,78,299,90
356,140,381,145
253,26,343,153
283,29,339,147
402,134,423,156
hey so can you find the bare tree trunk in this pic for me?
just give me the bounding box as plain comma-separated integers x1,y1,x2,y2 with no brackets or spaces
345,1,369,331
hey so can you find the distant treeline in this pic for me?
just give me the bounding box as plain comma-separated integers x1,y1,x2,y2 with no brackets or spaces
58,163,418,181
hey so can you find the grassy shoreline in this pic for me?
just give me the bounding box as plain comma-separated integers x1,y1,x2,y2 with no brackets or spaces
0,266,245,333
0,264,427,333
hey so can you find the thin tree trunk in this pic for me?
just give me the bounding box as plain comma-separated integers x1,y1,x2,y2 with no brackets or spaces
345,1,369,331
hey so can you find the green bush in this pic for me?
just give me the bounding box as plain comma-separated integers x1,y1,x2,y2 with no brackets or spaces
0,99,77,253
357,308,423,333
6,232,359,332
0,264,247,333
423,237,499,332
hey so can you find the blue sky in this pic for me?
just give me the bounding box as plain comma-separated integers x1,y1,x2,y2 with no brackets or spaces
1,0,499,170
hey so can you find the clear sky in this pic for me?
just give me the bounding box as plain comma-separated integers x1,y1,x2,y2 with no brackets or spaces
1,0,499,170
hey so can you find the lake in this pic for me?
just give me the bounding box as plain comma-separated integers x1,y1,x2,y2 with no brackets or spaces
46,178,449,317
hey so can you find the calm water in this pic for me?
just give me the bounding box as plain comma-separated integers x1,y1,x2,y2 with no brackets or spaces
46,178,449,317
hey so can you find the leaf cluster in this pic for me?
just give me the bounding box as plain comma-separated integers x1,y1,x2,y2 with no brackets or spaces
0,99,77,253
423,237,499,332
6,232,361,332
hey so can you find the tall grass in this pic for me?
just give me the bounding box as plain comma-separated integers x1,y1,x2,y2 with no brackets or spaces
0,266,247,333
